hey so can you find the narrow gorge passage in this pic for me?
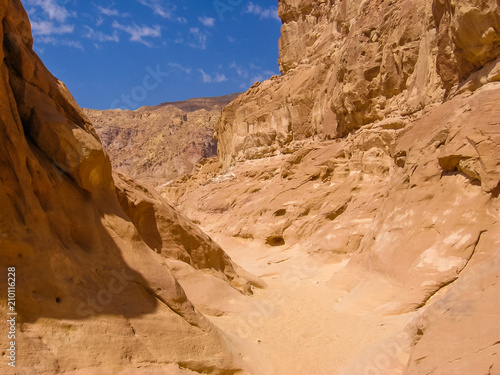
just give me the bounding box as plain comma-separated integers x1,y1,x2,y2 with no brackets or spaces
176,235,415,375
4,0,499,373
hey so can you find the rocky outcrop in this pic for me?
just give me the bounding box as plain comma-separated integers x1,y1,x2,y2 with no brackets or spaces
0,1,250,373
114,172,255,295
85,94,239,188
163,0,500,373
166,83,500,302
216,0,500,168
166,80,500,375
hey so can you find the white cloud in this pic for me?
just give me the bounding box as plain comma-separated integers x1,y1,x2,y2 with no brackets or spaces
230,62,278,87
168,63,192,74
37,36,83,50
250,70,277,83
84,26,119,43
198,69,227,83
229,62,248,78
250,73,265,82
96,4,129,20
214,73,228,83
137,0,171,18
189,27,208,50
198,16,215,27
31,21,74,36
97,6,120,16
26,0,76,41
136,0,186,22
112,21,161,46
198,69,212,83
26,0,75,22
245,2,280,21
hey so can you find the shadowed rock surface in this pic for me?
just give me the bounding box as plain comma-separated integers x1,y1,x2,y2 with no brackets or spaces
0,1,253,374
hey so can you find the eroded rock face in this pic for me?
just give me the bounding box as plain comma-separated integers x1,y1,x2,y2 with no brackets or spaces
85,94,239,188
0,1,249,373
216,0,500,168
163,0,500,372
114,172,254,295
165,80,500,375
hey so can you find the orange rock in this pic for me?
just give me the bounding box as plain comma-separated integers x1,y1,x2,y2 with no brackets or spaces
0,1,251,373
164,0,500,373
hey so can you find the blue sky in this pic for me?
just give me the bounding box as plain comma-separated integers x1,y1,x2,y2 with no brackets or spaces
20,0,282,110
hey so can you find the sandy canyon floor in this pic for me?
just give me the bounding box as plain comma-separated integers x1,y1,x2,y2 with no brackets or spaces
174,234,415,375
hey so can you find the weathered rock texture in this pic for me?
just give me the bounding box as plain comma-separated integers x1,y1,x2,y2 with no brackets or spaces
0,1,250,374
164,0,500,373
216,0,500,168
85,94,239,188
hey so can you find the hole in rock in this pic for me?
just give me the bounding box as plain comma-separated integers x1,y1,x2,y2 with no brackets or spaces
55,297,61,304
491,180,500,199
266,236,285,247
274,209,287,217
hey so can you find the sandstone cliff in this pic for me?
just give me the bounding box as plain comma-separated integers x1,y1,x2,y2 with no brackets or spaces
215,0,500,167
0,1,253,374
85,94,239,188
163,0,500,373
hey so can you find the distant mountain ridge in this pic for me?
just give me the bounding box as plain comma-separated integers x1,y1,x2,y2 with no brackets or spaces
146,93,242,112
84,93,241,187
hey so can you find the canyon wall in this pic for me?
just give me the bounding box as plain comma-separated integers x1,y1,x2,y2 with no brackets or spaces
215,0,500,167
0,1,252,373
165,0,500,373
